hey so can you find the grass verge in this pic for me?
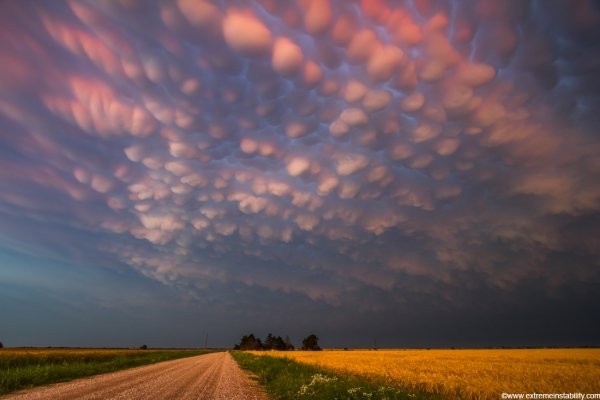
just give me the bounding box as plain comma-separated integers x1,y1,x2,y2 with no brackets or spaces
0,348,218,396
231,351,437,400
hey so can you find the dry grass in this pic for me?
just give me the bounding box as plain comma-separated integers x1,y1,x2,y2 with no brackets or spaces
1,347,144,359
258,349,600,399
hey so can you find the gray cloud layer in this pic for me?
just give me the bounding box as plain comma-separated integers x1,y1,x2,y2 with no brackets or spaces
1,0,599,345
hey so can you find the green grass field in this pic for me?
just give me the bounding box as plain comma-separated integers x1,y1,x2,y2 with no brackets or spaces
0,348,217,396
231,351,436,400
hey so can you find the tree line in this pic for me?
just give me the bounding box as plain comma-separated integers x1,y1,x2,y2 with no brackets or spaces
233,333,321,351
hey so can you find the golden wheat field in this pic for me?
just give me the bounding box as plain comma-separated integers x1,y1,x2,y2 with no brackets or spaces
260,349,600,399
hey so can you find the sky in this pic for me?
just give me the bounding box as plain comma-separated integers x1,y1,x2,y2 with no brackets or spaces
1,0,600,349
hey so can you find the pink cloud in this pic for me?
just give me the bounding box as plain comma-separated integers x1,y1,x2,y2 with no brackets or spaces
222,9,272,55
1,0,599,311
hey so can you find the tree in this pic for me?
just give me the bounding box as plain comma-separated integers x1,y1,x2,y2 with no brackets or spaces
284,335,294,351
234,333,294,351
140,344,147,350
0,341,3,348
301,334,321,351
237,334,263,350
273,335,287,351
263,333,276,350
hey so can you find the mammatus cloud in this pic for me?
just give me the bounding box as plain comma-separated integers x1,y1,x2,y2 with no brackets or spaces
1,0,599,317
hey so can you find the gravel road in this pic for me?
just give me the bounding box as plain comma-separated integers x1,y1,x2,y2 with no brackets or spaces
2,352,268,400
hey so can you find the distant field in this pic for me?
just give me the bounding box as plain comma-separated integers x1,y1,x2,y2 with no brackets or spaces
0,348,216,395
257,349,600,399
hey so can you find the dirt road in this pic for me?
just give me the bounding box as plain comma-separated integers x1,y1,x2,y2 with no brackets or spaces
3,352,267,400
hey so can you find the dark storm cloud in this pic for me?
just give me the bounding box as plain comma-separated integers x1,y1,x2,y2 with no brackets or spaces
1,0,600,345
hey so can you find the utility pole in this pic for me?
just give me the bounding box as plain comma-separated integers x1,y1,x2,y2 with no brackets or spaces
204,332,208,349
